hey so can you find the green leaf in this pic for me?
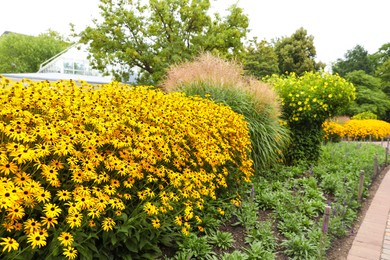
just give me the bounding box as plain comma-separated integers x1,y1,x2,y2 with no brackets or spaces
125,240,139,253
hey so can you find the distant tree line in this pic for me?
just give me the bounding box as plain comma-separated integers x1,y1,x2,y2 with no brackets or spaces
0,30,70,73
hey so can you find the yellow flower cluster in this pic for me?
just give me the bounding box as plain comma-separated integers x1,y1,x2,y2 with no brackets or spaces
322,121,346,140
323,119,390,140
0,76,253,256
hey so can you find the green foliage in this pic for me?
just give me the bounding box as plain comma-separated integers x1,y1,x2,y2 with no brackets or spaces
344,70,390,120
244,39,279,79
243,241,276,260
0,30,70,73
281,233,320,260
245,221,277,251
274,27,323,75
266,71,355,163
232,200,259,229
176,234,216,259
352,111,378,120
209,231,235,250
371,42,390,84
332,45,375,77
221,251,249,260
77,0,249,84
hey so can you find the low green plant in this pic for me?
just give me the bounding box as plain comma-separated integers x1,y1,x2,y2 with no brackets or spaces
176,233,216,259
243,241,276,260
281,233,320,260
232,201,259,229
209,231,235,250
245,221,276,251
221,251,249,260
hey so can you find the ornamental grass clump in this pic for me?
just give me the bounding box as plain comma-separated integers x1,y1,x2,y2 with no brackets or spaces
161,53,289,170
0,76,253,259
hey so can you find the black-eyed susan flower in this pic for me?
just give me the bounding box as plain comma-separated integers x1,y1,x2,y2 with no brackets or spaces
66,214,82,229
58,232,73,247
6,204,25,220
43,203,62,218
35,190,51,203
102,217,115,231
151,218,160,229
0,161,18,175
0,237,19,252
56,190,72,201
27,231,47,249
40,215,58,229
63,246,78,259
24,218,41,234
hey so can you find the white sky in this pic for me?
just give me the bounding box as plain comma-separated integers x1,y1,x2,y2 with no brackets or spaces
1,0,389,66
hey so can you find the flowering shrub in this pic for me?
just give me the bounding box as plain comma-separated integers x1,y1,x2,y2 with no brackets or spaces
0,76,253,259
266,72,355,125
323,119,390,140
266,72,355,164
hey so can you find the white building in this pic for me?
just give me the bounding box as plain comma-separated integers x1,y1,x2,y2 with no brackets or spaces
2,44,115,84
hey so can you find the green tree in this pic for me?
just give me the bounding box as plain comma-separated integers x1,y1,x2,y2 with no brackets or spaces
274,27,321,75
0,30,70,73
332,45,374,77
344,70,390,120
77,0,249,84
244,39,279,79
372,43,390,103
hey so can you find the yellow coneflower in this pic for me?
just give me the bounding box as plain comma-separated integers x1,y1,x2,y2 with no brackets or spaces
58,232,74,247
0,237,19,252
63,246,78,259
27,231,47,249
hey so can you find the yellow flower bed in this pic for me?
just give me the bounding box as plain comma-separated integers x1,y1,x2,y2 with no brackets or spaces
0,76,253,257
322,121,345,140
343,119,390,139
323,119,390,140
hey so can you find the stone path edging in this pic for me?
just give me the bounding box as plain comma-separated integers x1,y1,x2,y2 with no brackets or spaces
347,167,390,260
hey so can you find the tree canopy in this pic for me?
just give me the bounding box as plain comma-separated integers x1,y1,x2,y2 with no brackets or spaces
0,30,70,73
273,27,321,75
243,39,279,79
343,70,390,120
77,0,249,84
331,45,374,77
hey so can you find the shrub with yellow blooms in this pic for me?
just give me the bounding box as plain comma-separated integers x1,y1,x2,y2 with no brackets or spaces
266,72,356,164
0,76,253,259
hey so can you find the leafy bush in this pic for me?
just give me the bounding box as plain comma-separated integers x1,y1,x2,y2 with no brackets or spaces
161,53,290,171
351,111,378,120
266,71,356,164
0,76,253,259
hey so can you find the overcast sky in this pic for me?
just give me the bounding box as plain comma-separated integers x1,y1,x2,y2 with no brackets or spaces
1,0,389,66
